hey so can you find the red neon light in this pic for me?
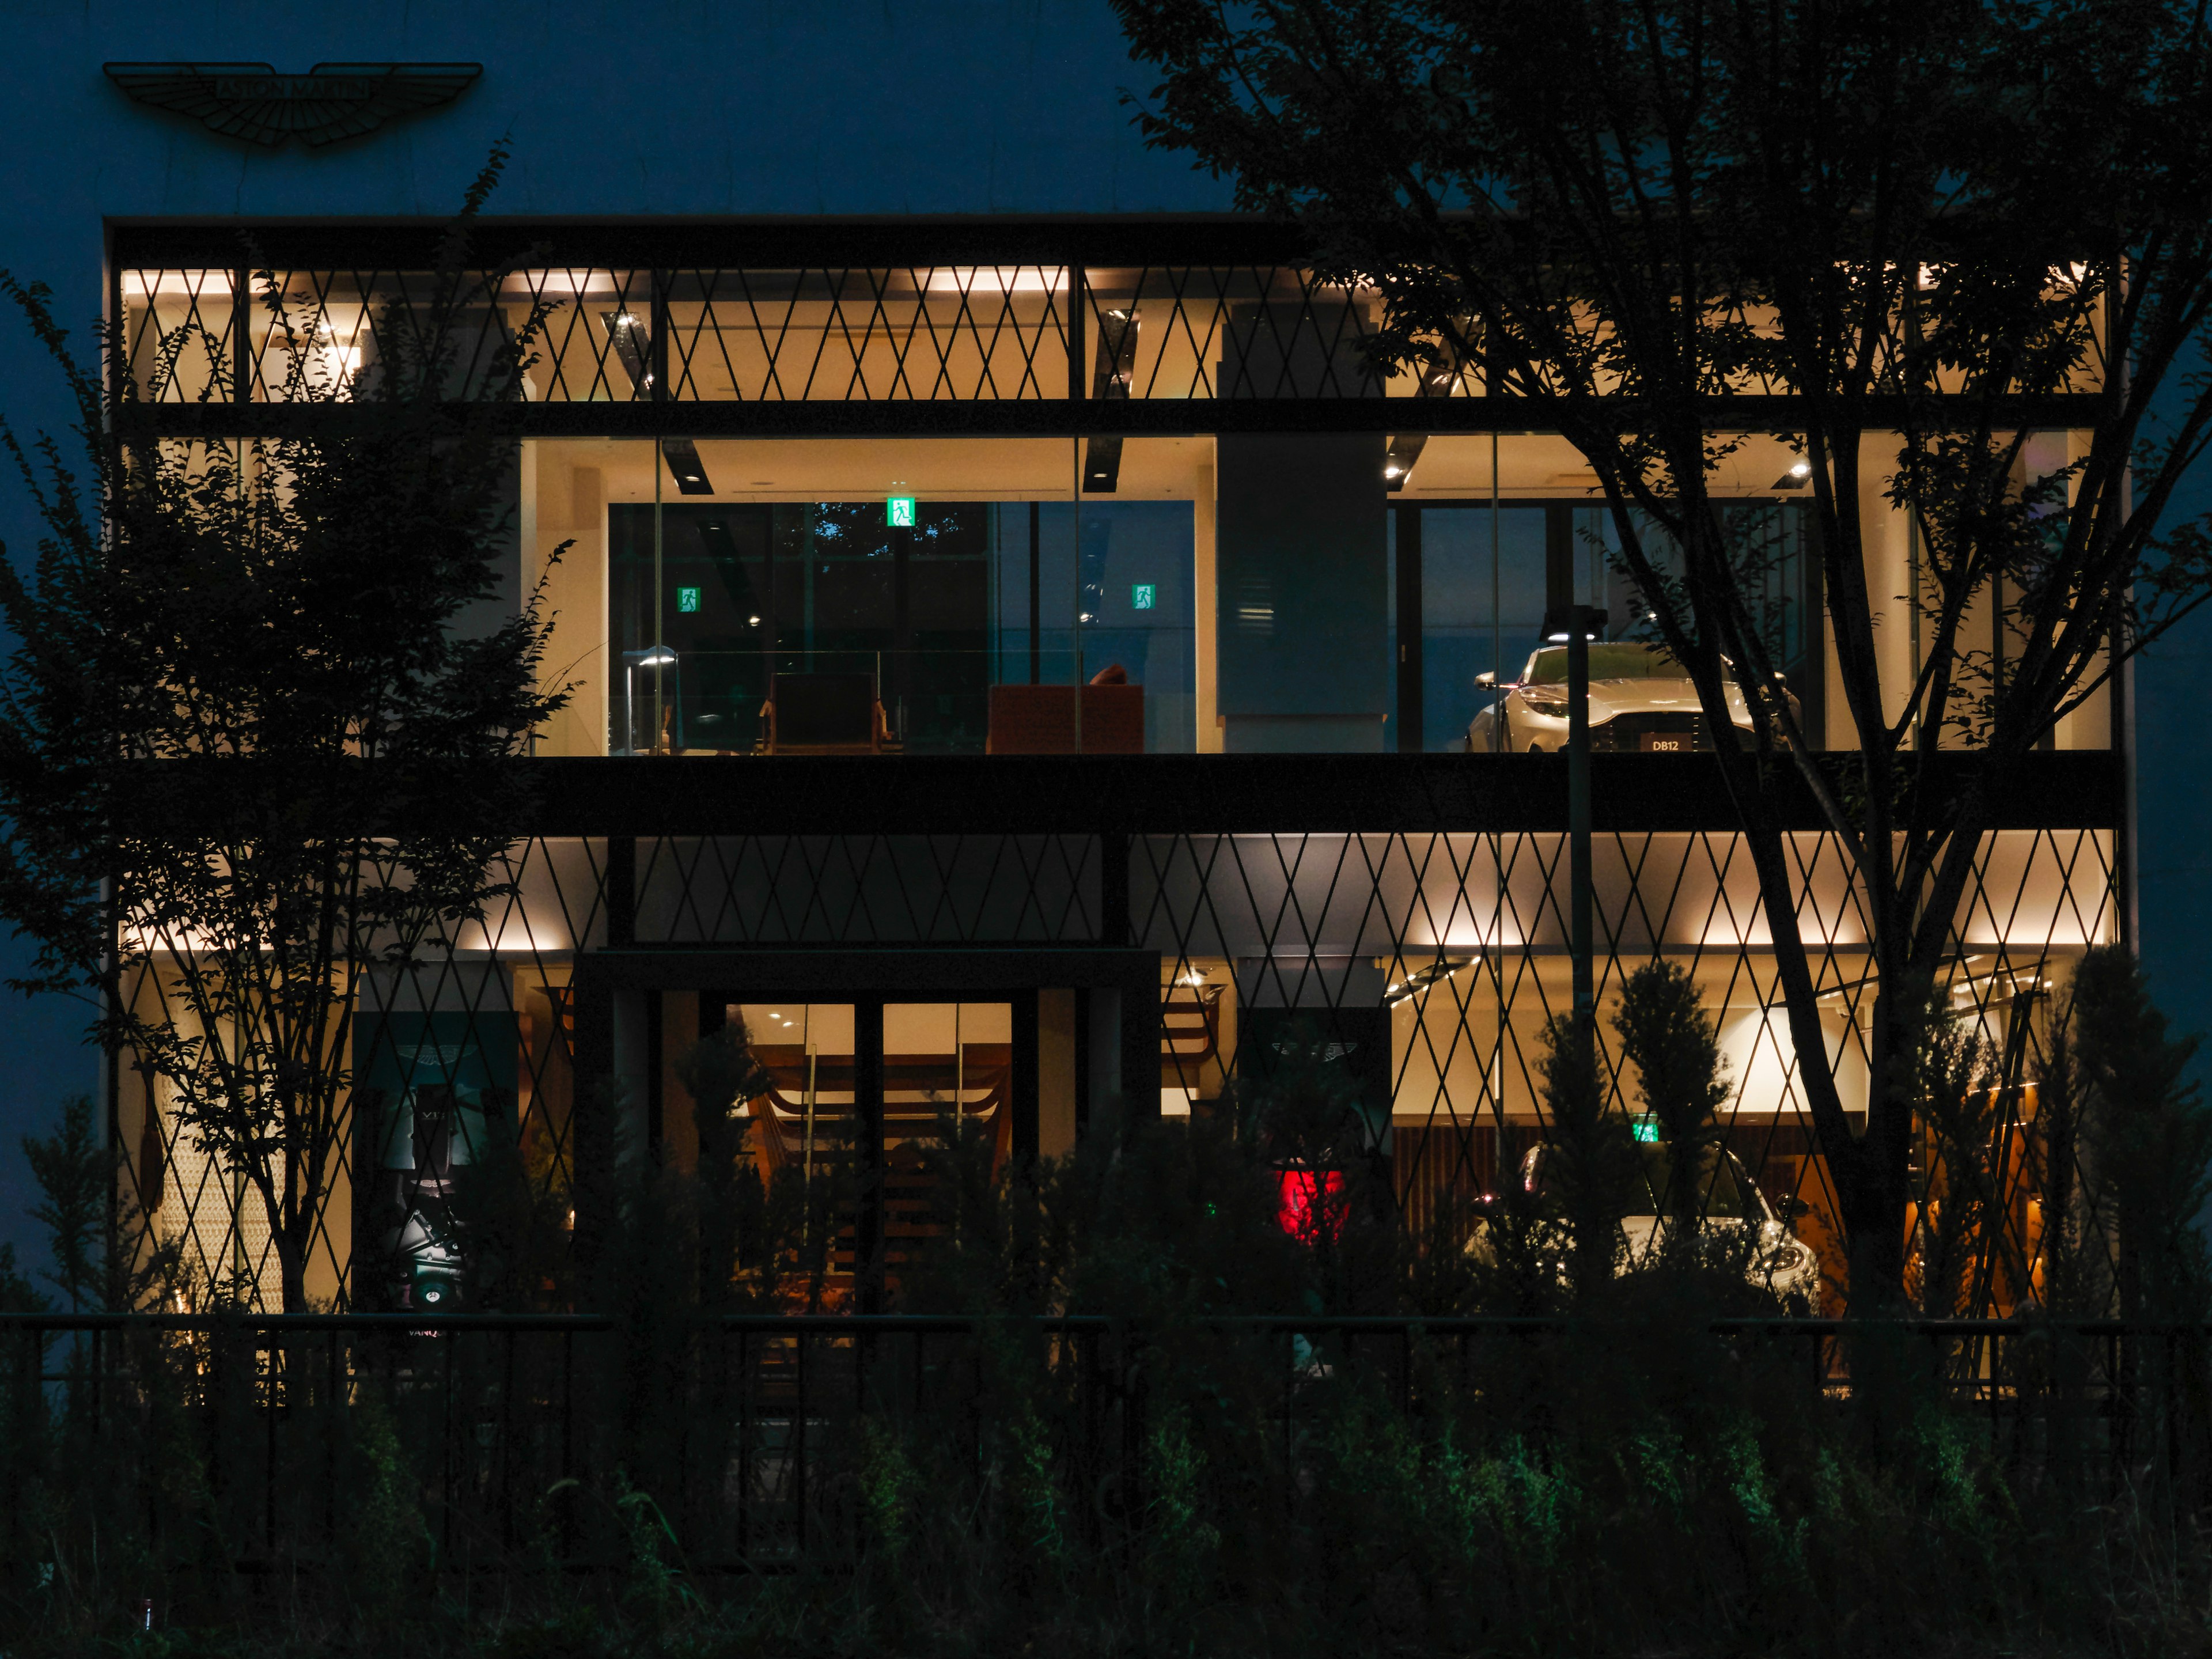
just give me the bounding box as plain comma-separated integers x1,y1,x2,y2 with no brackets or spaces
1276,1169,1346,1241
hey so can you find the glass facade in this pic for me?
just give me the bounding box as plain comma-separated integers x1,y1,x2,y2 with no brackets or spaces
104,229,2120,1311
604,497,1198,755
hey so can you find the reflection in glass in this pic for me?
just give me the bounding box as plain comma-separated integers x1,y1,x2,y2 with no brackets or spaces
609,499,1195,754
1580,502,1818,723
1388,506,1548,751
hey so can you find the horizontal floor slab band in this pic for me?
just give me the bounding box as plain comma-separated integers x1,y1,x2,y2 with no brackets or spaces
513,751,2119,837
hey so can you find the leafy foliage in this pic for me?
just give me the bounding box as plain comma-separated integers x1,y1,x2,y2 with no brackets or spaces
2067,945,2212,1321
1536,1012,1640,1297
1614,960,1732,1228
1106,0,2212,1305
0,150,571,1308
20,1094,105,1310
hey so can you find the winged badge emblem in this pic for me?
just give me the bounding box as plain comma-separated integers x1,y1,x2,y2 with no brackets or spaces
104,62,482,147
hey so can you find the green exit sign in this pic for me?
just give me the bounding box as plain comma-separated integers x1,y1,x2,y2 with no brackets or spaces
887,495,916,528
676,586,700,613
1132,583,1156,610
1631,1115,1660,1144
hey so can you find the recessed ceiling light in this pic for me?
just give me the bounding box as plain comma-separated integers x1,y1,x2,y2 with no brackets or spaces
1383,433,1427,492
661,437,714,495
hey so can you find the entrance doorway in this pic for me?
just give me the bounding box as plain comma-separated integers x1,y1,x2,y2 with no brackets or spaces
701,997,1026,1301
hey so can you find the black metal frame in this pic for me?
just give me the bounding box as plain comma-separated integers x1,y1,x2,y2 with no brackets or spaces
1389,495,1830,755
100,215,2127,1316
114,392,2105,443
574,946,1154,1105
571,948,1156,1306
518,752,2123,838
4,1310,2198,1577
111,215,2102,439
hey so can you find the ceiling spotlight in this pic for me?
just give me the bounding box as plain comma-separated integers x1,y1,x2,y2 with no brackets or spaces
602,310,655,394
1383,432,1428,493
747,615,761,626
1541,604,1608,643
1774,457,1813,490
1790,459,1812,477
1384,957,1478,1005
662,437,714,495
1084,434,1124,493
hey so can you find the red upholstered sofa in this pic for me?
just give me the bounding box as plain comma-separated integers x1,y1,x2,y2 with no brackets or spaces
986,682,1145,753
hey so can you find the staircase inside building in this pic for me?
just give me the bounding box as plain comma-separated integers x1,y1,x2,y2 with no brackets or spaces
743,1044,1013,1301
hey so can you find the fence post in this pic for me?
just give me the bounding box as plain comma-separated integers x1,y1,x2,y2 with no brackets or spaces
560,1327,575,1562
264,1330,278,1559
327,1327,341,1551
795,1331,809,1559
737,1327,750,1563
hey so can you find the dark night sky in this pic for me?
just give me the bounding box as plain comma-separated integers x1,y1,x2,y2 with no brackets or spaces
0,965,94,1264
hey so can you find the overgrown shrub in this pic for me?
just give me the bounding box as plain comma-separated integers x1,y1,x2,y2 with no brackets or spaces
3,967,2210,1655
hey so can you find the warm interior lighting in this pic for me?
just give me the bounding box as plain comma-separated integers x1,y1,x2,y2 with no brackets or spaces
1383,432,1427,492
923,267,1066,294
1541,604,1607,643
661,437,714,495
1384,957,1476,1004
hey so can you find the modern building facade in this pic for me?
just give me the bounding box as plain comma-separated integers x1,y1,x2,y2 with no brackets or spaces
0,3,2173,1310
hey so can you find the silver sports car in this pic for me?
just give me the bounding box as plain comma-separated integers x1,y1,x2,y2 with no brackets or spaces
1465,641,1798,753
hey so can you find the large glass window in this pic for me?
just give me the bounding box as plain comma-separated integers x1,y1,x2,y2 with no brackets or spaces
578,437,1200,757
1578,501,1822,734
1388,505,1548,751
609,501,998,753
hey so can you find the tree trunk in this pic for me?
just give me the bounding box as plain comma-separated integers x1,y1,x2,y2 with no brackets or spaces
279,1237,308,1314
1830,989,1919,1311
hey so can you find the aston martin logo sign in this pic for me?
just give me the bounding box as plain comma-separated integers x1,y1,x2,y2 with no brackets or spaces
103,62,482,147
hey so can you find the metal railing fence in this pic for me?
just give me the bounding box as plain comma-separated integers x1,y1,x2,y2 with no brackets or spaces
0,1312,2204,1579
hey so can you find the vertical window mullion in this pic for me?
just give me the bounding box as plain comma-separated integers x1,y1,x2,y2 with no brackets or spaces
650,269,669,405
233,263,252,407
1396,505,1424,752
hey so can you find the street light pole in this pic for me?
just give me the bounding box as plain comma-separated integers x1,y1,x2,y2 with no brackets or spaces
1544,604,1608,1021
1569,621,1592,1019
